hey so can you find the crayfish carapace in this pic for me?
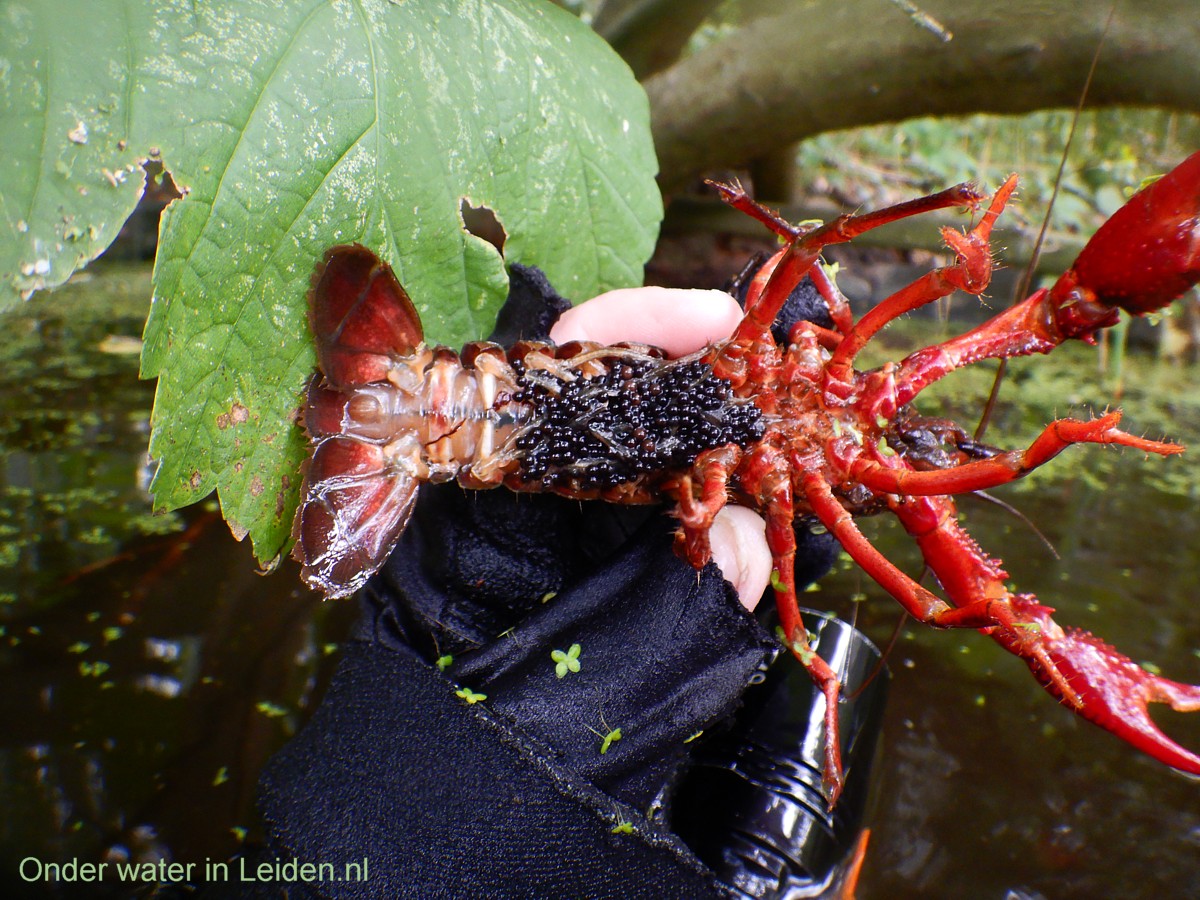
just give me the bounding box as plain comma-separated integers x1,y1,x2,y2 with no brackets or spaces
295,151,1200,803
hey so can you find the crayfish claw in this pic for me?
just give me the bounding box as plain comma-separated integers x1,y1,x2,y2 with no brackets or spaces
1028,626,1200,776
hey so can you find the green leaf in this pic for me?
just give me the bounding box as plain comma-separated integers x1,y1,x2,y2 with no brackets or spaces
1,0,661,565
0,2,147,302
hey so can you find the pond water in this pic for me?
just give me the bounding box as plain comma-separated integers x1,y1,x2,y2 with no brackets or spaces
1,263,1197,898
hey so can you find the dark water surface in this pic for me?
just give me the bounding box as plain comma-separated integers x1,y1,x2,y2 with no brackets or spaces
1,263,1197,898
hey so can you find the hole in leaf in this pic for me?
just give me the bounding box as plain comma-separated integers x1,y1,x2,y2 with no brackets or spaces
460,199,506,254
105,161,183,261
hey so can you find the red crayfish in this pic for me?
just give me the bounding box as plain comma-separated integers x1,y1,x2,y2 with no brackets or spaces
295,151,1200,803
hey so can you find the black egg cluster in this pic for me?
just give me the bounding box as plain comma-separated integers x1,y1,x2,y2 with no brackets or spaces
512,357,764,490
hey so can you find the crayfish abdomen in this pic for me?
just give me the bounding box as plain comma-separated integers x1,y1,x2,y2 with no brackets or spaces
297,245,770,596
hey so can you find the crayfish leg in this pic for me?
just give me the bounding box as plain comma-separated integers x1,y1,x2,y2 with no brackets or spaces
763,471,846,806
1062,149,1200,316
741,249,851,347
891,493,1200,775
893,154,1200,405
801,473,956,625
670,445,743,568
808,262,853,337
824,175,1018,387
849,411,1183,497
1023,626,1200,775
715,180,989,350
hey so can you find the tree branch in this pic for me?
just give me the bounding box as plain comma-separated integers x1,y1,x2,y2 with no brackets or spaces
647,0,1200,189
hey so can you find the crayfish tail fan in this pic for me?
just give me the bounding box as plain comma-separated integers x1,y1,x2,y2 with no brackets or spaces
295,434,420,599
309,244,425,388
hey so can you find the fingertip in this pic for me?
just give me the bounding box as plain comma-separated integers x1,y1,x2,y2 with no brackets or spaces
708,506,772,612
550,287,742,356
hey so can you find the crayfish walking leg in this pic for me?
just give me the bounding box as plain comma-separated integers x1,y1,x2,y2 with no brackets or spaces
706,177,1021,801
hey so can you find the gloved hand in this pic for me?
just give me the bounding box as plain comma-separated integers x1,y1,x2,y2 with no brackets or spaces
244,266,877,900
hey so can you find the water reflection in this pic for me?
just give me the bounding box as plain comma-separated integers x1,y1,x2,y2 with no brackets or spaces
0,265,352,897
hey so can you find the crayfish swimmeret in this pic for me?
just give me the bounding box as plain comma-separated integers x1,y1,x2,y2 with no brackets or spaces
295,151,1200,802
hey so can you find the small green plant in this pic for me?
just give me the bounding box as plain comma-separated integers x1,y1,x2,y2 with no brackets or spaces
551,643,582,678
587,717,623,755
455,687,487,705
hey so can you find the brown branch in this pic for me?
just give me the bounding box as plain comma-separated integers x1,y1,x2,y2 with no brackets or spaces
646,0,1200,189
